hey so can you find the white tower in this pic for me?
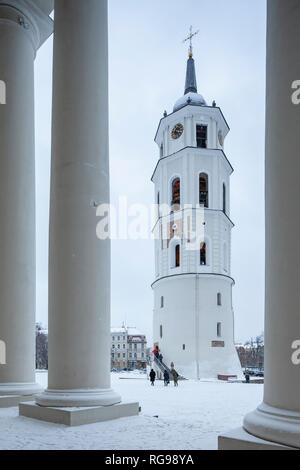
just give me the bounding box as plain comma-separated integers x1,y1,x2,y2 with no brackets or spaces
152,39,242,380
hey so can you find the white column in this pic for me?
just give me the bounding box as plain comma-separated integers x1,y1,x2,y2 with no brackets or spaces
36,0,121,407
243,0,300,448
0,2,52,397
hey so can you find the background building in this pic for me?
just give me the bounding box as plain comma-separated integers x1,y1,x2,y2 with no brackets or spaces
111,326,147,370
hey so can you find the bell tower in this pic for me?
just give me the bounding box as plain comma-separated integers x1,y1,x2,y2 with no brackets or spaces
152,34,242,380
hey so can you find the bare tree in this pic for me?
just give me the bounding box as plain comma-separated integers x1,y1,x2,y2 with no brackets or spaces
236,333,264,369
36,323,48,370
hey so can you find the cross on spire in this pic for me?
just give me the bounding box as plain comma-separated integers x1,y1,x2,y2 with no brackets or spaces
183,26,199,57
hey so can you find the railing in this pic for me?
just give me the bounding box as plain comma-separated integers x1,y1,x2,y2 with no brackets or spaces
153,356,185,381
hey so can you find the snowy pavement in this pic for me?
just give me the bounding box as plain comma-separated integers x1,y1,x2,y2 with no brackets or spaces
0,371,263,450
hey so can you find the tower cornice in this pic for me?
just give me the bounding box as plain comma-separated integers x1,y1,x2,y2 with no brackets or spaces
151,146,234,182
151,272,235,289
154,104,230,144
151,208,234,234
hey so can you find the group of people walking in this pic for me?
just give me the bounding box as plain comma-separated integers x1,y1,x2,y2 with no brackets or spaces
149,368,179,387
150,346,179,387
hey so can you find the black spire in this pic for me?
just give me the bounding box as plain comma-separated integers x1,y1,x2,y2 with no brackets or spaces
184,54,197,95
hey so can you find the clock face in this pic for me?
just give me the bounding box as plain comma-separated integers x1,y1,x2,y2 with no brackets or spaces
218,130,224,146
171,123,184,140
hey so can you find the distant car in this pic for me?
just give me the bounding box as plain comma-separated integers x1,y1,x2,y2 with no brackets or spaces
256,370,264,377
111,368,117,372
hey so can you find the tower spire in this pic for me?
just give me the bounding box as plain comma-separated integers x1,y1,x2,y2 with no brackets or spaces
183,26,199,95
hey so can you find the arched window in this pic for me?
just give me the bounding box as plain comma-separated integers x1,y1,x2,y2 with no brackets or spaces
175,244,180,267
223,183,226,214
199,173,209,208
200,242,206,265
171,178,181,208
217,323,222,337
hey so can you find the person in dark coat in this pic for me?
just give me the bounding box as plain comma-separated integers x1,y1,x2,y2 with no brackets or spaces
163,370,169,386
159,354,163,363
149,369,156,386
245,369,250,384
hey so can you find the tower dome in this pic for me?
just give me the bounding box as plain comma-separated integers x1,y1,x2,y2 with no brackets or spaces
173,91,207,112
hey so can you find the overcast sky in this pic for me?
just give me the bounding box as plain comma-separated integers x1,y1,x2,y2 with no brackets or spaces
34,0,266,344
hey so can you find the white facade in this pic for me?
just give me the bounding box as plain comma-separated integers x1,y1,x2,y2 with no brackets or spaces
152,52,242,380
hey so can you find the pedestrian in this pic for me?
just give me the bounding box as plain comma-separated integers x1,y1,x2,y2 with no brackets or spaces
245,369,250,384
159,353,163,363
152,347,160,360
149,369,156,386
172,369,179,387
163,369,169,386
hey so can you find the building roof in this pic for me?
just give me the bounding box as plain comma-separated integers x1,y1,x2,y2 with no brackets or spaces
111,326,144,336
127,327,143,336
111,327,128,335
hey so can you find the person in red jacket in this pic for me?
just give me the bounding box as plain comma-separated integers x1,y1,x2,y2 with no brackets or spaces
152,346,160,360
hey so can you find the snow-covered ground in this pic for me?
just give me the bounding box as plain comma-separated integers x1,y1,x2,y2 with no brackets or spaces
0,371,263,450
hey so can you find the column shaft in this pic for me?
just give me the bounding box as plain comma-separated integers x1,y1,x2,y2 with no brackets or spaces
244,0,300,448
36,0,120,407
0,5,41,396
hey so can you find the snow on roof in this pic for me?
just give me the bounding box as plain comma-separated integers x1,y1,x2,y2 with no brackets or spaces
111,327,127,334
37,327,48,335
111,326,144,336
127,327,143,336
173,92,207,112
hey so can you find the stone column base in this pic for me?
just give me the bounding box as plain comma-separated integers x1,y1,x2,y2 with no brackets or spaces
244,402,300,449
35,388,121,407
218,427,293,450
0,382,43,396
0,395,37,408
19,401,140,426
